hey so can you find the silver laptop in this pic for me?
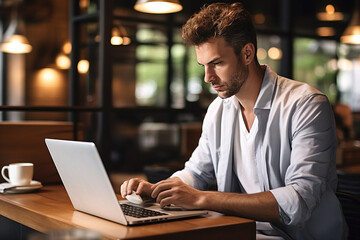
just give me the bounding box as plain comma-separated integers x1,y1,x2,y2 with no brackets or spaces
45,138,207,225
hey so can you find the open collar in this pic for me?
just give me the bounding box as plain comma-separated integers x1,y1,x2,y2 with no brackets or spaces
254,64,278,111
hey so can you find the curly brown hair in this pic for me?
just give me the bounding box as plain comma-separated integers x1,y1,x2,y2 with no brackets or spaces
182,2,257,57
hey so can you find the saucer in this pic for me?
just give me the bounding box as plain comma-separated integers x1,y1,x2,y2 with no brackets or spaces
0,180,43,194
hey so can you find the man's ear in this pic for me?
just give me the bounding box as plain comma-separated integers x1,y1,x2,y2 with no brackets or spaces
241,43,255,65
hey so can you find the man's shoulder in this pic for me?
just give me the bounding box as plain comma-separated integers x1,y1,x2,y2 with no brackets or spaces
262,65,326,106
276,76,326,102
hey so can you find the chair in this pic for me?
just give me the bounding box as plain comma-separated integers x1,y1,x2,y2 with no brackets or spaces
0,121,82,184
337,170,360,195
336,170,360,240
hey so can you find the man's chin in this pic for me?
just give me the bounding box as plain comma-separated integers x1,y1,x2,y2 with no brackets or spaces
217,92,232,99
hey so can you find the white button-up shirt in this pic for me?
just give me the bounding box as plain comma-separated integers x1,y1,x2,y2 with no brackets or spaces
172,65,347,239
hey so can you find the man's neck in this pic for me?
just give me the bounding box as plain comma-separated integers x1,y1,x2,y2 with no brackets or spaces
235,63,265,112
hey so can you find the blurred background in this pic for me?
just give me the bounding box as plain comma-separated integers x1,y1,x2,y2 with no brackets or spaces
0,0,360,176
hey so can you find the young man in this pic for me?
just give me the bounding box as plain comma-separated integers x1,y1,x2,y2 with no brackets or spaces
121,3,347,239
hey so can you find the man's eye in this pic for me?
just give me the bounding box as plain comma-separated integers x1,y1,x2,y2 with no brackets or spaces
213,61,222,65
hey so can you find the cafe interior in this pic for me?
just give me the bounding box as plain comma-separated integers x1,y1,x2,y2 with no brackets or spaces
0,0,360,239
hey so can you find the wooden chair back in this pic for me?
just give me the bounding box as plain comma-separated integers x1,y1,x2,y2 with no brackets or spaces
0,121,83,184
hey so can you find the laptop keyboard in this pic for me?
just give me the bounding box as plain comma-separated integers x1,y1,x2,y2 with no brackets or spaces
120,203,168,218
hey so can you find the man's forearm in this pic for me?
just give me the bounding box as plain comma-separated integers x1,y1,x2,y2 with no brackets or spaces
198,191,280,222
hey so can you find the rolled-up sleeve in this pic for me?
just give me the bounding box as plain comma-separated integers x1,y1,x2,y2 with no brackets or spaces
270,94,337,226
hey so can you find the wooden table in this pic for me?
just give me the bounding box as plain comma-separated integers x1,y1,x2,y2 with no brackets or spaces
0,185,255,240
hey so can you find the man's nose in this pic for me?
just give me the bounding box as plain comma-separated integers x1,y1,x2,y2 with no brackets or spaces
204,67,215,83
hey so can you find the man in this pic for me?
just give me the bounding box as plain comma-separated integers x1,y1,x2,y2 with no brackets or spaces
121,3,347,239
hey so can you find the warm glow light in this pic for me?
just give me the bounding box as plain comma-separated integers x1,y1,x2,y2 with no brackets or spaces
0,10,32,54
268,47,282,60
111,27,131,45
111,36,123,45
326,4,335,14
62,42,72,54
341,0,360,44
79,0,90,8
341,26,360,44
122,37,131,45
38,68,58,86
55,53,71,69
257,48,267,60
134,0,182,14
94,35,100,43
317,4,344,21
34,68,65,105
337,58,353,71
254,13,266,24
317,27,335,37
77,59,89,74
0,35,32,54
111,36,131,45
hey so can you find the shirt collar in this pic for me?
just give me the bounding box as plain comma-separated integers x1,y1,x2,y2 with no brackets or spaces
254,64,278,110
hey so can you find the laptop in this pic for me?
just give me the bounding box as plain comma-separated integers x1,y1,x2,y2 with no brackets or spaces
45,138,208,225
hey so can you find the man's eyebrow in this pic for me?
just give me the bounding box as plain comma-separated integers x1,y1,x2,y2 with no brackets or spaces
198,57,221,66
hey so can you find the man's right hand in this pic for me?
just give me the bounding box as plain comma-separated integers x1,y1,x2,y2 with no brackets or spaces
120,178,154,199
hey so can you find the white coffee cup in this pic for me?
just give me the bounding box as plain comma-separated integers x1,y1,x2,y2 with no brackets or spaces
1,163,34,186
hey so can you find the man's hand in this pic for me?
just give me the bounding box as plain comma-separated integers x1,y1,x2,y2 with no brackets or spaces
151,177,204,209
122,177,279,222
120,178,154,199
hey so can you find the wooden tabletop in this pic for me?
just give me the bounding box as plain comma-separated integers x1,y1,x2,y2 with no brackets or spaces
0,185,255,240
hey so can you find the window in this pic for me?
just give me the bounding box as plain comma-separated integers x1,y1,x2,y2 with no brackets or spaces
293,38,338,103
257,34,282,73
337,44,360,111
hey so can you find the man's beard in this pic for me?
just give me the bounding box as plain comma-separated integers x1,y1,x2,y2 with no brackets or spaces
217,62,249,99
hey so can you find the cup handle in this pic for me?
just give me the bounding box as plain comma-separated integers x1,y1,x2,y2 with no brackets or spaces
1,166,10,183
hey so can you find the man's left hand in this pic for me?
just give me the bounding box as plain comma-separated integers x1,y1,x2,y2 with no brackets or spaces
151,177,203,209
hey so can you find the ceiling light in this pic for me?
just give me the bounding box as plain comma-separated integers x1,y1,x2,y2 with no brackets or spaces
111,25,131,46
134,0,183,14
1,35,32,54
0,8,32,54
55,53,71,69
77,59,89,74
341,1,360,44
317,4,344,21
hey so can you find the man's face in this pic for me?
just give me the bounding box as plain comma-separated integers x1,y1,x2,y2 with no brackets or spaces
195,37,248,99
